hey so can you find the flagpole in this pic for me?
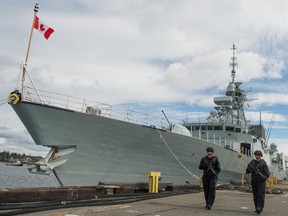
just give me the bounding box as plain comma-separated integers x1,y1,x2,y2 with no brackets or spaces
22,3,39,83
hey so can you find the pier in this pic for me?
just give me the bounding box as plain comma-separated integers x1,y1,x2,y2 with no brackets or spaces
0,182,287,215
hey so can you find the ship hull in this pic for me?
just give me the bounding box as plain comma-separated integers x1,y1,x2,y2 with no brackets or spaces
11,102,281,187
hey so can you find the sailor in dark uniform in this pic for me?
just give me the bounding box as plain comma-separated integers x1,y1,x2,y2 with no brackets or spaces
245,150,270,214
199,147,221,210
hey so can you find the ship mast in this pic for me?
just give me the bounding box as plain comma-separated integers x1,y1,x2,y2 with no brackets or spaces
208,44,249,132
226,44,248,131
22,3,39,85
229,44,238,83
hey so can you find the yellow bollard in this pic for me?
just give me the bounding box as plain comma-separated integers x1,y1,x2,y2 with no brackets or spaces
266,176,278,188
272,176,278,185
147,171,161,193
266,176,271,188
200,174,203,188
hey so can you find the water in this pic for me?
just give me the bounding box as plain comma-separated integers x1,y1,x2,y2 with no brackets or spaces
0,162,59,188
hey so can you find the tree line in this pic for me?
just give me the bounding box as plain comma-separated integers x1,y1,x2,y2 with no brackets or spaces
0,151,43,163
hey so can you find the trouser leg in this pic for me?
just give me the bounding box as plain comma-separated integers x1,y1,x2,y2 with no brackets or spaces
207,177,216,206
252,182,258,209
203,179,209,205
256,181,266,210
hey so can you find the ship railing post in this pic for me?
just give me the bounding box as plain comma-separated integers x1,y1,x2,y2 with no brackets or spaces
47,89,52,105
66,95,70,109
23,65,43,104
22,85,27,101
81,98,86,112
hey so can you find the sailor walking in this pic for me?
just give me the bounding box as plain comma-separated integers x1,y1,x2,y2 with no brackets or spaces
199,147,221,210
245,150,270,214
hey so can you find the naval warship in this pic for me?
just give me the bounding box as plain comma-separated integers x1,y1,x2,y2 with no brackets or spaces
8,44,287,187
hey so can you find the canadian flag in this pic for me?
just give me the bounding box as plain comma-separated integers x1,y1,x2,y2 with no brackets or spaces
33,16,54,40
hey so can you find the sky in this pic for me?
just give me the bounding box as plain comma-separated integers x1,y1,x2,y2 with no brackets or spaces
0,0,288,157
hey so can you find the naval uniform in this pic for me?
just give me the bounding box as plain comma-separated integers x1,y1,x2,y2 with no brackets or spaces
245,159,270,213
199,155,221,208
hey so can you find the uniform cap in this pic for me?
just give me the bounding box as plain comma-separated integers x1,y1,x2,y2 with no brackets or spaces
254,150,263,157
206,147,214,152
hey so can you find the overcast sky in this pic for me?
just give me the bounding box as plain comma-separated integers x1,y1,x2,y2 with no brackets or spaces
1,0,288,157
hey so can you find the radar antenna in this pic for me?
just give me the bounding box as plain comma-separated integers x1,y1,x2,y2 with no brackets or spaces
229,43,238,82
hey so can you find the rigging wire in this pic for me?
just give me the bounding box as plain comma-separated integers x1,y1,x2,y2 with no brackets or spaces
266,108,276,147
0,98,8,106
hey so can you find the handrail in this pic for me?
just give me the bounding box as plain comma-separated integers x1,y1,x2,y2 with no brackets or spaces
21,85,166,128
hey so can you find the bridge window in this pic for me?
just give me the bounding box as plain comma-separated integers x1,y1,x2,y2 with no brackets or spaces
195,126,200,131
214,125,223,130
226,126,234,132
201,126,206,130
235,128,241,133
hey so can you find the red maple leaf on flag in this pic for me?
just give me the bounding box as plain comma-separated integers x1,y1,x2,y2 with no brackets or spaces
34,16,54,40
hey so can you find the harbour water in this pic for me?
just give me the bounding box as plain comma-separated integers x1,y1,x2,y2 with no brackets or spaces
0,162,59,188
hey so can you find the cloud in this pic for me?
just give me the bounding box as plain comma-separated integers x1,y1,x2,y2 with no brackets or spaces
0,123,49,156
1,0,288,156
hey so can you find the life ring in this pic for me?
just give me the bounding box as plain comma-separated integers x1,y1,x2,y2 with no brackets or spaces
8,93,20,104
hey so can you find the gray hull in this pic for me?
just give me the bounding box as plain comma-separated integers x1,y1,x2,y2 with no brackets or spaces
12,101,253,187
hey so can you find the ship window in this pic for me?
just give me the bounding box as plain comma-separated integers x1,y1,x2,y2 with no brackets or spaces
207,125,213,130
201,126,206,130
214,125,223,130
226,126,234,132
235,128,241,133
195,126,200,131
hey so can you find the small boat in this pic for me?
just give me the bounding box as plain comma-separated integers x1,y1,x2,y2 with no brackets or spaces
6,161,24,166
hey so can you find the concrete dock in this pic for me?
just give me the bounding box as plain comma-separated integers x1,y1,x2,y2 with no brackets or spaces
21,186,288,216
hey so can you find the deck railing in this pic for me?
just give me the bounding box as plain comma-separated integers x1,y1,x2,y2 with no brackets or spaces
22,85,166,128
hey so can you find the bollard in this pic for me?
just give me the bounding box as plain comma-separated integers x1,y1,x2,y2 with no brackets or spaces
200,174,203,188
266,176,278,188
147,171,161,193
266,176,271,188
266,176,278,187
272,176,278,185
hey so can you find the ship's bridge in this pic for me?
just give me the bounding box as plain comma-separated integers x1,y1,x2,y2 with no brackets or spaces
184,122,243,134
183,122,257,156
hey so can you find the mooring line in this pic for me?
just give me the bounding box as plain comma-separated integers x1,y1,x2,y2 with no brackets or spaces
156,128,201,182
